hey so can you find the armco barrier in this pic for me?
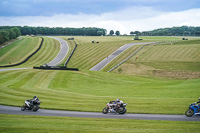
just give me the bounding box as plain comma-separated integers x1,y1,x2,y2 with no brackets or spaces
64,43,77,67
0,37,44,67
107,41,178,72
33,66,78,71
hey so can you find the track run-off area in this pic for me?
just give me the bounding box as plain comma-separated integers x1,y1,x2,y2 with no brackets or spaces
0,105,199,121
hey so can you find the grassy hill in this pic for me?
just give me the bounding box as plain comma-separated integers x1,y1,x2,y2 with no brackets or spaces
0,36,40,66
0,36,60,67
112,39,200,78
19,36,60,67
0,69,199,114
66,36,183,70
0,36,200,132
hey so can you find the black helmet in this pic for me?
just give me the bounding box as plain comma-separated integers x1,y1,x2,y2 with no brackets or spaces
33,96,37,99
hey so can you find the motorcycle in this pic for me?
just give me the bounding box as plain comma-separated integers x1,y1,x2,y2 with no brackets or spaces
102,101,127,114
185,102,200,117
21,99,41,112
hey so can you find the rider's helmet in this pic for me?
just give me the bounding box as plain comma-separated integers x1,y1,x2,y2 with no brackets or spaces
33,96,37,99
115,99,120,103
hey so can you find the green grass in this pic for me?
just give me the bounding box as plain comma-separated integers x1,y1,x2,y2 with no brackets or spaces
0,36,200,132
0,69,199,114
0,36,40,66
0,36,199,114
66,36,182,70
0,114,199,133
15,36,60,67
0,36,61,67
112,39,200,71
135,40,200,71
110,39,200,78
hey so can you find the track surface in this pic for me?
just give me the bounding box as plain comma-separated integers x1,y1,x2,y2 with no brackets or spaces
0,68,31,72
90,42,153,71
0,105,199,121
47,36,69,66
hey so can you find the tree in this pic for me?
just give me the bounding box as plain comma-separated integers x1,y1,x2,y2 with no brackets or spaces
109,30,114,36
97,31,103,36
8,29,16,39
13,27,21,37
134,31,140,35
130,31,134,35
115,31,120,36
0,30,10,44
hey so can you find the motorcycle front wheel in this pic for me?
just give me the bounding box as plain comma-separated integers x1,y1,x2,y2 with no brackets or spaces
118,107,127,114
21,105,26,111
102,108,108,114
33,105,39,112
185,109,194,117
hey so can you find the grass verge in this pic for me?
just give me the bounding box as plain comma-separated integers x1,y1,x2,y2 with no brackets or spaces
0,114,200,133
0,69,199,114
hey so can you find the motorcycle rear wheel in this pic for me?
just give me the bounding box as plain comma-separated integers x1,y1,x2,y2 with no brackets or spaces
102,108,108,114
185,109,194,117
21,105,26,111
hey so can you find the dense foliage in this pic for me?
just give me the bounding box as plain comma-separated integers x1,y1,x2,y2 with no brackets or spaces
0,26,106,36
139,26,200,36
0,27,21,44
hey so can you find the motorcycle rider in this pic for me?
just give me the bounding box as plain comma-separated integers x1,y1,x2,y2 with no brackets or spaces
197,97,200,104
194,97,200,112
196,97,200,105
109,99,122,110
194,97,200,104
25,96,40,107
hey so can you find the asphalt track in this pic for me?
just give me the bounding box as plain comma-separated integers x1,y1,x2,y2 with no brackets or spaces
47,36,69,66
0,105,199,121
90,42,153,71
0,68,31,72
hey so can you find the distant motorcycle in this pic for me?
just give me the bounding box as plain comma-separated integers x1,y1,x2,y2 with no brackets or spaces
21,96,41,112
102,100,127,114
185,102,200,117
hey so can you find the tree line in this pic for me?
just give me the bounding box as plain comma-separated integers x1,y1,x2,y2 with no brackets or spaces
0,26,107,36
0,27,21,44
130,26,200,36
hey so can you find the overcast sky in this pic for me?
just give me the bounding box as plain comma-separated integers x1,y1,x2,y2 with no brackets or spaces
0,0,200,34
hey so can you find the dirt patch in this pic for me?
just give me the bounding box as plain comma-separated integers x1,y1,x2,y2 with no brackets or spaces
151,70,200,79
113,63,154,76
113,63,200,79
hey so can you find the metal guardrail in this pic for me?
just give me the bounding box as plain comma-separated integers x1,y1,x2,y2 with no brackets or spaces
64,43,78,67
107,41,178,72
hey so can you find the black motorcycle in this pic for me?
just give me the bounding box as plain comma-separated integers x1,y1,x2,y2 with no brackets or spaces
21,98,41,112
102,101,127,114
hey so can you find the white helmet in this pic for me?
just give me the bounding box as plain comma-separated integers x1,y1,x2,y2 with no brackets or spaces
116,99,120,102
